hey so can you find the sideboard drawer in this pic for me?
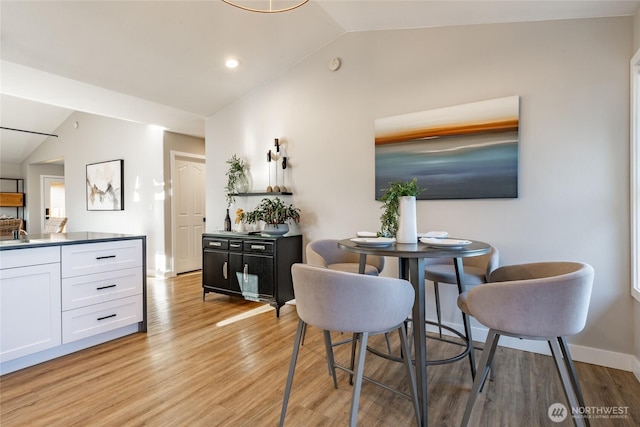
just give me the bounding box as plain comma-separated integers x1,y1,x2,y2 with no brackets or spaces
203,237,228,250
62,294,143,344
62,240,142,278
62,267,143,311
243,240,274,254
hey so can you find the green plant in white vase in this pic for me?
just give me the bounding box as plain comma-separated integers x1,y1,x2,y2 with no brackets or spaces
225,154,250,207
378,178,425,239
241,197,300,235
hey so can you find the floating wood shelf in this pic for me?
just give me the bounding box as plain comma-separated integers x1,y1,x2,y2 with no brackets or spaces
0,192,24,207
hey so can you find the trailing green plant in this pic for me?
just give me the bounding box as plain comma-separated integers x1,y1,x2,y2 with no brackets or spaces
225,154,248,207
241,197,300,227
378,178,425,237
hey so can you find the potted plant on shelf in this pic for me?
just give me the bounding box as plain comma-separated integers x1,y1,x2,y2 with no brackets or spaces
378,178,425,242
241,197,301,235
224,154,251,207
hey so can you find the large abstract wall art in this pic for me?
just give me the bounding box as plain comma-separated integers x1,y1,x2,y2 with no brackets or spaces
86,159,124,211
375,96,519,200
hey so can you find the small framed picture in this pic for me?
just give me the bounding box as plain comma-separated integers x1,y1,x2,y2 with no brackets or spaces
86,159,124,211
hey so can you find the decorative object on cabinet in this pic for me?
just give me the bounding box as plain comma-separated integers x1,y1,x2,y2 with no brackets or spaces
222,0,309,14
86,159,124,211
202,233,302,317
225,154,251,206
240,197,300,235
378,178,424,240
234,208,245,232
375,96,519,200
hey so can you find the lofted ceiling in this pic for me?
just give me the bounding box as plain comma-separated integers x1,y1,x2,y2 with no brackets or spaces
1,0,638,165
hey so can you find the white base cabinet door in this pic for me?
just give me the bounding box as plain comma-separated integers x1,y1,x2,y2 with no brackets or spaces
0,262,62,363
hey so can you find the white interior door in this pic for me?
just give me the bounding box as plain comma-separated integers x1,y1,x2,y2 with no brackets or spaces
173,155,205,274
41,176,65,232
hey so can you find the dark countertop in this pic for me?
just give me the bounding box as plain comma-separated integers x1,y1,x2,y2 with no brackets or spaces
0,232,146,251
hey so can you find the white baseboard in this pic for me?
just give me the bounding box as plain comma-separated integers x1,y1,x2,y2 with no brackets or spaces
426,320,639,383
147,269,176,279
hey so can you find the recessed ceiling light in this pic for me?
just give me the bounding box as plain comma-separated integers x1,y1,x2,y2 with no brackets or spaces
225,58,239,69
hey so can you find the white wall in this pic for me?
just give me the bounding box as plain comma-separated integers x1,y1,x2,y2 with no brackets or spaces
23,111,165,275
207,17,636,368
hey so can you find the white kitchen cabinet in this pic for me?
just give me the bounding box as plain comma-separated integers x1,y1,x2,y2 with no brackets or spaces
62,267,142,311
61,239,142,277
61,239,144,344
62,294,143,343
0,234,146,375
0,247,61,363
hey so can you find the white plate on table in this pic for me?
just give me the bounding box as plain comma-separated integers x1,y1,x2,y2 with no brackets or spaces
350,237,396,247
420,237,472,249
417,231,449,239
356,231,378,238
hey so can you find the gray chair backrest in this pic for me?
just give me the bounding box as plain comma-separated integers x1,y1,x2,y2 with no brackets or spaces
425,244,499,279
306,239,385,272
291,263,414,333
465,262,594,338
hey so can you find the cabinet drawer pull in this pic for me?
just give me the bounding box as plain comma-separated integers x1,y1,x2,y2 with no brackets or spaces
97,284,117,290
209,242,222,247
251,245,266,250
96,255,116,260
223,261,228,280
97,314,117,321
243,264,248,282
230,243,241,248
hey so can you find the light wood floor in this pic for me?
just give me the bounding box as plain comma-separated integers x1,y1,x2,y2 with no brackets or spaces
1,271,639,426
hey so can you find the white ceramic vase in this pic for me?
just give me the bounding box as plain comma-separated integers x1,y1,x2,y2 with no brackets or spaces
396,196,417,243
262,223,289,236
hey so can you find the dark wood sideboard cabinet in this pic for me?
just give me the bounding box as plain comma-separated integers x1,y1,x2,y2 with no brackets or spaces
202,233,302,317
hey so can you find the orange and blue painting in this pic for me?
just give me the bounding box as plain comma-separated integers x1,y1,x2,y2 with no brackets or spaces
375,96,519,199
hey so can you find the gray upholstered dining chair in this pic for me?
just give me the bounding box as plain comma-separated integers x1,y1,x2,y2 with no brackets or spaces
458,262,594,427
306,238,385,275
304,239,388,352
280,264,420,427
424,244,499,339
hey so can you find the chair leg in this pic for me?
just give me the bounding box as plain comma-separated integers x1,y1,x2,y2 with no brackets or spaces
300,322,307,345
461,311,477,380
549,339,586,427
384,332,393,354
433,281,443,338
279,319,306,427
558,336,589,423
461,329,500,427
323,330,338,388
349,333,358,385
349,332,368,427
399,324,421,426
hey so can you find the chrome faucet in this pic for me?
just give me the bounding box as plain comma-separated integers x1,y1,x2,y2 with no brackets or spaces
12,229,28,240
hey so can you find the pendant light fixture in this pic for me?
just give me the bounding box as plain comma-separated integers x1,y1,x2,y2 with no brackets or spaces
222,0,309,14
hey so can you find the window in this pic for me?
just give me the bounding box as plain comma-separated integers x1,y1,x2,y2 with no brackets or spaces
631,48,640,302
